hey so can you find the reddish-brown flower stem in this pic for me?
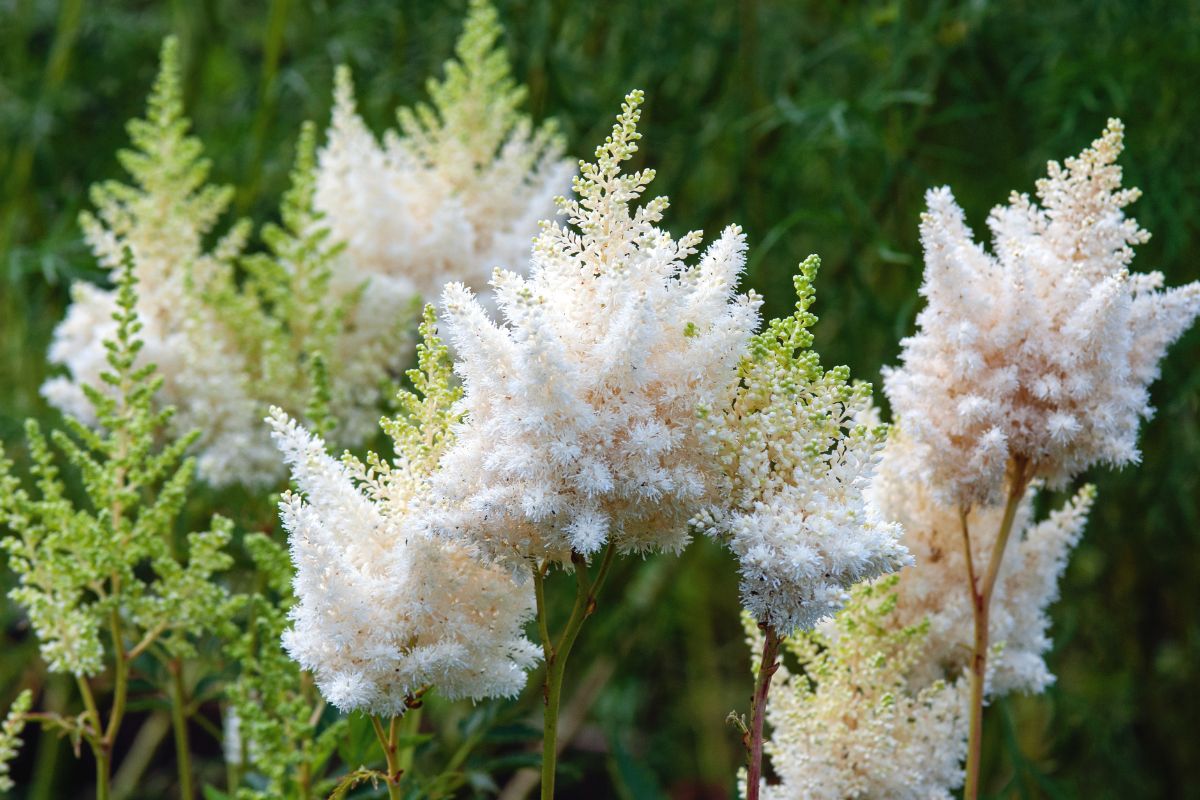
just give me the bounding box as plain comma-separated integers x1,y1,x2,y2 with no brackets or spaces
745,623,783,800
962,456,1031,800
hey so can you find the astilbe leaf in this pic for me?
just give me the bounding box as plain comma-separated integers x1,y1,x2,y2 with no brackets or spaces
1,255,234,680
381,304,463,475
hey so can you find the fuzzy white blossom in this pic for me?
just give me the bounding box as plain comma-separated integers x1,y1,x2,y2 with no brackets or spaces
44,280,273,485
268,311,539,716
45,5,567,489
752,121,1194,800
870,431,1095,695
314,0,572,311
41,39,275,486
430,90,762,567
760,430,1092,799
747,580,970,800
884,119,1200,507
694,257,909,634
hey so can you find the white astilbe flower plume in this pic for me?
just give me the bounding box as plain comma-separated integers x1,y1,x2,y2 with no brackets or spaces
41,38,274,486
314,0,572,309
431,90,762,566
744,580,970,800
268,310,539,715
870,430,1096,695
44,6,564,490
884,119,1200,507
693,257,909,634
767,427,1092,798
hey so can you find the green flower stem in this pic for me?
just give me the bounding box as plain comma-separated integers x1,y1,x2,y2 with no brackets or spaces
167,660,194,799
296,760,311,800
126,621,168,662
296,674,319,800
75,676,111,800
962,457,1032,800
75,676,102,740
84,606,132,800
370,714,403,800
106,610,129,745
745,624,783,800
94,746,112,800
534,542,617,800
398,704,422,777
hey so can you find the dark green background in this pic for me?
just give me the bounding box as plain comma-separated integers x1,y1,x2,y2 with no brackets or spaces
2,1,1198,797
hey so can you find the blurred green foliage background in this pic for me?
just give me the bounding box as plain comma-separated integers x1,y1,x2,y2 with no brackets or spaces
1,0,1198,797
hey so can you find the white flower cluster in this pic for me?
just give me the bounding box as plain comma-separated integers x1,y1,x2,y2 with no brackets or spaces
884,119,1200,507
41,39,275,486
755,432,1091,799
268,383,539,715
431,90,762,566
44,2,567,489
45,277,270,485
752,120,1199,798
694,258,909,635
870,431,1096,695
748,581,970,800
314,0,572,308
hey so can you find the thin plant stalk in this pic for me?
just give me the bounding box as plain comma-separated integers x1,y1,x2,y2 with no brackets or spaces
167,659,194,799
961,456,1032,800
80,613,137,800
745,624,782,800
369,699,427,800
295,672,321,800
76,676,103,740
94,747,112,800
106,612,128,744
76,672,114,800
78,602,165,800
370,714,404,800
398,704,423,777
533,542,617,800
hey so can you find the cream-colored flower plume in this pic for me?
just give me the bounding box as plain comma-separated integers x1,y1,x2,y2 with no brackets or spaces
431,90,762,567
314,0,572,309
41,38,274,486
694,257,909,634
884,120,1200,507
268,311,539,715
747,581,970,800
871,431,1096,695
